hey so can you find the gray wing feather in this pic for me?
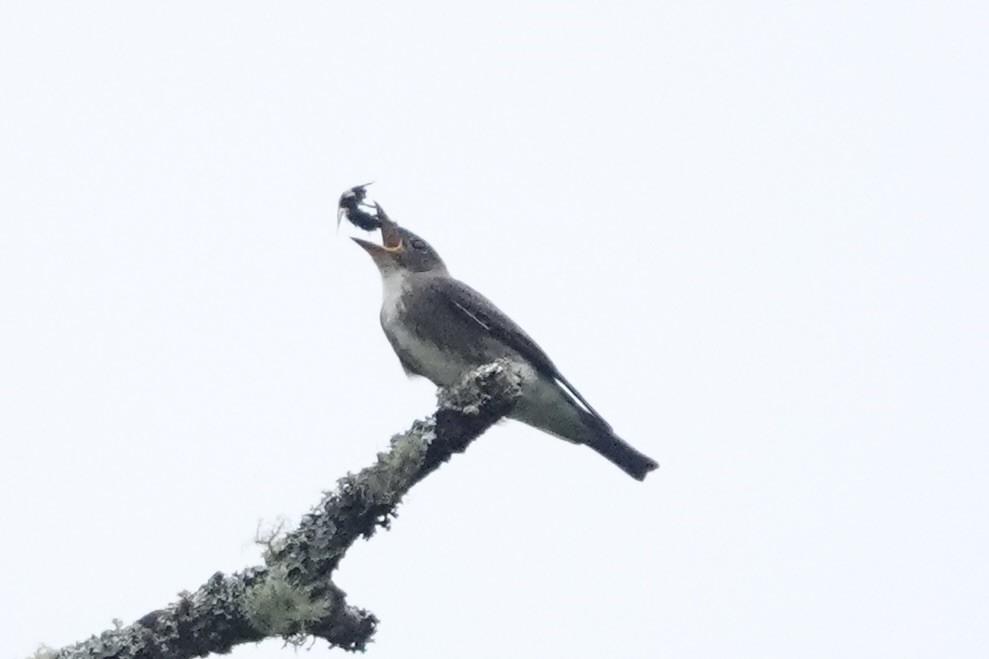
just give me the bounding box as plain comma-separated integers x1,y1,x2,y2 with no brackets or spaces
428,276,612,429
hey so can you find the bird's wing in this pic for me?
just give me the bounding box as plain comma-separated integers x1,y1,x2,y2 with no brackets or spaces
428,276,612,428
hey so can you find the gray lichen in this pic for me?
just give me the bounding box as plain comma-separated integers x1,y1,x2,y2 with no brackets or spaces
242,564,330,639
44,362,521,659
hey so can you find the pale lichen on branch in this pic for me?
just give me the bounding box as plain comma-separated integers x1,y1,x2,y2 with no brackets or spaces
47,361,522,659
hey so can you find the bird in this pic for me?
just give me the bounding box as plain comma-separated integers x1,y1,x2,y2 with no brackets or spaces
350,210,658,481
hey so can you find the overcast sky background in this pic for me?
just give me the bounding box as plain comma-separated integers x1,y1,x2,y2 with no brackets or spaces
2,2,987,658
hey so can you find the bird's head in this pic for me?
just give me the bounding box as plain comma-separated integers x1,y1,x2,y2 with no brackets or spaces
351,207,447,275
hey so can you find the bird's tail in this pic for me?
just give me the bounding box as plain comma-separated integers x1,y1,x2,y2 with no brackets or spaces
587,430,659,481
509,373,659,480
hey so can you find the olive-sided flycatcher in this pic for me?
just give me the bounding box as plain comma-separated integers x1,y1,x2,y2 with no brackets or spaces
352,214,658,481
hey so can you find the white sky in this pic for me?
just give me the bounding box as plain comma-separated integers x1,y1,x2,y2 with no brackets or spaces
1,2,987,657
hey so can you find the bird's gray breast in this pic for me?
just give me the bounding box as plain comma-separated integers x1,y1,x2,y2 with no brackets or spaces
379,271,478,387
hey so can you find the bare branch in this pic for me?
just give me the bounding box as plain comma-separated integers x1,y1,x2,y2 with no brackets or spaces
50,361,522,659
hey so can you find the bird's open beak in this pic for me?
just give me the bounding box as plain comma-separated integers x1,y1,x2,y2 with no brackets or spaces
351,210,404,258
351,235,403,257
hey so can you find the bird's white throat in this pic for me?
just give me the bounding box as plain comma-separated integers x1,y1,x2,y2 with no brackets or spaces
379,267,409,326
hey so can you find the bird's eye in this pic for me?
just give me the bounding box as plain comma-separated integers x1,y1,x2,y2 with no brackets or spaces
410,238,427,250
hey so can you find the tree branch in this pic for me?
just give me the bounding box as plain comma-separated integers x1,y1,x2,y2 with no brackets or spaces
49,361,523,659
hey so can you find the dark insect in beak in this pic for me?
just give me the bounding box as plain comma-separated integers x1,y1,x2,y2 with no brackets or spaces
337,182,382,231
